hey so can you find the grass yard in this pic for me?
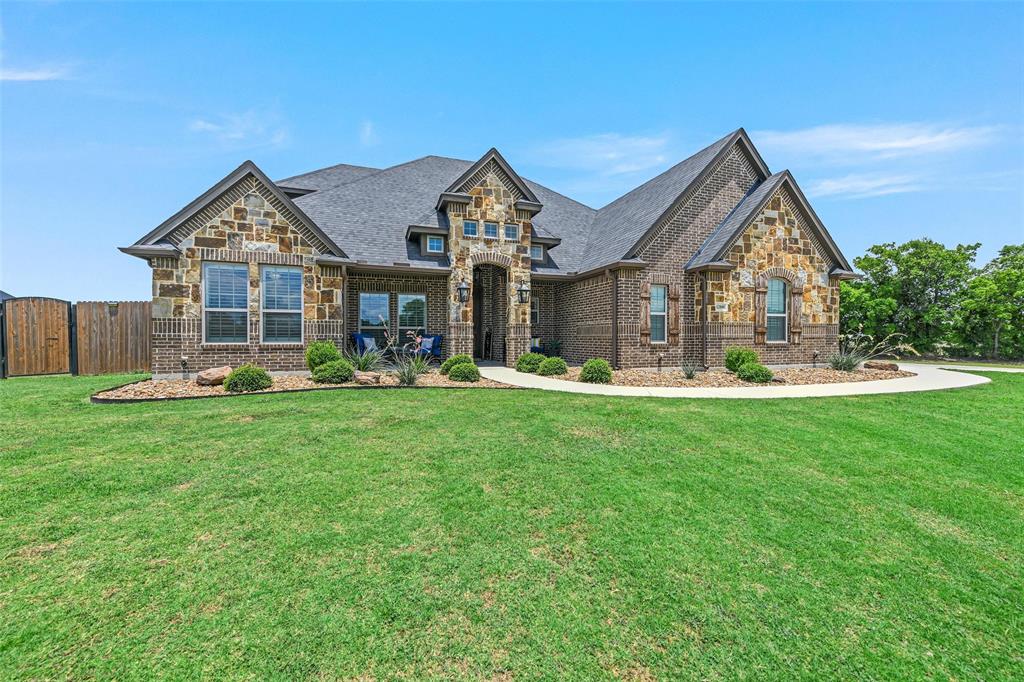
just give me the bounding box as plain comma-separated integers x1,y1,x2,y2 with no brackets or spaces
2,374,1022,679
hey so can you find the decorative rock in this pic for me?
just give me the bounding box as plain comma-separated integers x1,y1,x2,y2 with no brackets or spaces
196,365,232,386
864,360,899,371
354,371,381,385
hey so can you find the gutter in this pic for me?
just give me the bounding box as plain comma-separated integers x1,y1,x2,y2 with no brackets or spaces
532,259,647,283
118,244,181,260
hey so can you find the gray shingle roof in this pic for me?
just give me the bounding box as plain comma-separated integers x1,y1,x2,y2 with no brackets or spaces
577,129,749,272
276,163,381,192
0,289,13,301
293,155,598,271
686,171,789,270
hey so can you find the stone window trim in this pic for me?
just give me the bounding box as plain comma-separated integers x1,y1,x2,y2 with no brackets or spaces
260,265,304,346
202,261,249,345
754,267,803,345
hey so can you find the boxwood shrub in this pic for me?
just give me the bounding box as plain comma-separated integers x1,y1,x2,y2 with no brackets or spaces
537,356,568,376
515,352,545,373
724,346,759,373
736,361,773,384
311,358,354,384
224,364,272,393
305,340,341,371
579,358,612,383
440,354,474,375
447,361,480,382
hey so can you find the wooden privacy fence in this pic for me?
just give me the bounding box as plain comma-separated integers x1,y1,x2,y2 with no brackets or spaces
0,298,151,378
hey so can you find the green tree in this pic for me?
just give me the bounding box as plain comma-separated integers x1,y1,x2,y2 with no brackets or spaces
840,239,979,353
955,244,1024,359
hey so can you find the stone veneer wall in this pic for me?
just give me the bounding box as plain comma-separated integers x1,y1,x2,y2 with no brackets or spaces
445,165,532,366
704,186,840,365
345,271,448,353
149,181,344,377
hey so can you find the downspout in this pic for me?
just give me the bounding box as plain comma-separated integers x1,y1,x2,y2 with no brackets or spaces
608,268,619,369
700,272,709,369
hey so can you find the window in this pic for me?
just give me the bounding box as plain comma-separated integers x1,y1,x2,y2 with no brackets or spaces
484,222,498,239
530,244,545,262
203,262,248,344
650,284,667,343
504,223,518,240
463,220,478,237
531,297,540,326
766,278,788,342
427,235,444,253
359,292,390,348
398,293,426,341
261,266,303,343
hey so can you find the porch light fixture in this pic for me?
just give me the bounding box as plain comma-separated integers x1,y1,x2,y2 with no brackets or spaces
456,278,471,304
515,281,531,305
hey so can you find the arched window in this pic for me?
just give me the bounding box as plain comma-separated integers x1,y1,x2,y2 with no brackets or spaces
766,278,787,342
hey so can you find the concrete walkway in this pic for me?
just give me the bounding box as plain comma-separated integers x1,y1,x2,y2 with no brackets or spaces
479,362,1013,399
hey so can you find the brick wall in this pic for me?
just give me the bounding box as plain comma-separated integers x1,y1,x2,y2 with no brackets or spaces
345,271,448,352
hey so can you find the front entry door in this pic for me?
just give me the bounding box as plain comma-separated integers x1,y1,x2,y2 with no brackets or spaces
472,269,483,358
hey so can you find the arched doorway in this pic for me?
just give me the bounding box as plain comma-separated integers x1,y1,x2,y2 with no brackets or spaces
472,263,509,361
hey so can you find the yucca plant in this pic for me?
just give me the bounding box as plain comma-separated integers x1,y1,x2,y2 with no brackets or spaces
344,347,386,372
829,330,918,371
680,361,700,379
394,353,431,386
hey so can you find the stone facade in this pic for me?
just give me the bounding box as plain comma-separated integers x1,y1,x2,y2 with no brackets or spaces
149,176,344,377
444,163,533,367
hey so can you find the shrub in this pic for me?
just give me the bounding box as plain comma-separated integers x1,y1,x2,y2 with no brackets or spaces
515,352,545,373
224,364,272,393
394,354,430,386
440,354,474,375
736,361,773,384
305,341,341,371
311,359,354,384
829,353,860,372
579,358,612,384
447,361,480,382
537,356,568,376
344,347,385,372
724,347,759,373
829,330,919,372
680,361,700,379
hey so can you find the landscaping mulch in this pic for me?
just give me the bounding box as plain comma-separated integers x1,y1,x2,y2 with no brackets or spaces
559,366,915,387
93,370,511,401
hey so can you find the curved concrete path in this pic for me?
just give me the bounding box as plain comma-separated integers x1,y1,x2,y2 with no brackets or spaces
479,362,1013,399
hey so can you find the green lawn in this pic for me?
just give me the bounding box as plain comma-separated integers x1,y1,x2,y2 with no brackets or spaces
2,374,1022,679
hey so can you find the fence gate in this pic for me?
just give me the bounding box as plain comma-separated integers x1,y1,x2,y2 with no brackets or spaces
75,301,151,375
1,297,73,377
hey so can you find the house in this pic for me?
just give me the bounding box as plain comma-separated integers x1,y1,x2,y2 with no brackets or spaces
121,128,856,378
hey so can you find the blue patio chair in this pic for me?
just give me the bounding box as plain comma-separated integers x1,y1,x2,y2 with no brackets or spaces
351,332,379,355
414,334,444,360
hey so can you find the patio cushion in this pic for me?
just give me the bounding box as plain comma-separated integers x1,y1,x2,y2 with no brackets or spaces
419,336,434,351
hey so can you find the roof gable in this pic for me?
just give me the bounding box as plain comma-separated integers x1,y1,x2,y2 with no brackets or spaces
442,148,541,204
129,161,346,258
686,170,852,272
578,128,771,272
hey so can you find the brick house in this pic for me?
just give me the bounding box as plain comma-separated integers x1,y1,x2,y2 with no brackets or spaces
121,128,857,378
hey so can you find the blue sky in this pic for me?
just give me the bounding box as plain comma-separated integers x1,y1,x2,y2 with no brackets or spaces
2,1,1021,300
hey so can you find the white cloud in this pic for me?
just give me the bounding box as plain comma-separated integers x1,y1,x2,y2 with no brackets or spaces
359,120,379,147
0,66,70,81
187,110,288,149
527,132,671,176
753,123,999,163
807,173,926,199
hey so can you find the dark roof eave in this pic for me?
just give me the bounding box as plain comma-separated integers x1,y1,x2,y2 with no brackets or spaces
531,235,561,247
515,199,543,215
684,261,735,273
119,244,181,260
830,268,861,281
532,259,647,281
345,262,451,276
435,191,472,211
406,224,450,239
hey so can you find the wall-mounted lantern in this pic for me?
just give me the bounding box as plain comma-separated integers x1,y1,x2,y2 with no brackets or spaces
456,278,471,304
515,281,531,305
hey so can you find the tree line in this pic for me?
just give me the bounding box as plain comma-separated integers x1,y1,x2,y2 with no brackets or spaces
840,239,1024,360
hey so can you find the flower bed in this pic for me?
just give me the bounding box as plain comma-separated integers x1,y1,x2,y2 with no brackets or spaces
560,366,914,388
94,370,512,402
